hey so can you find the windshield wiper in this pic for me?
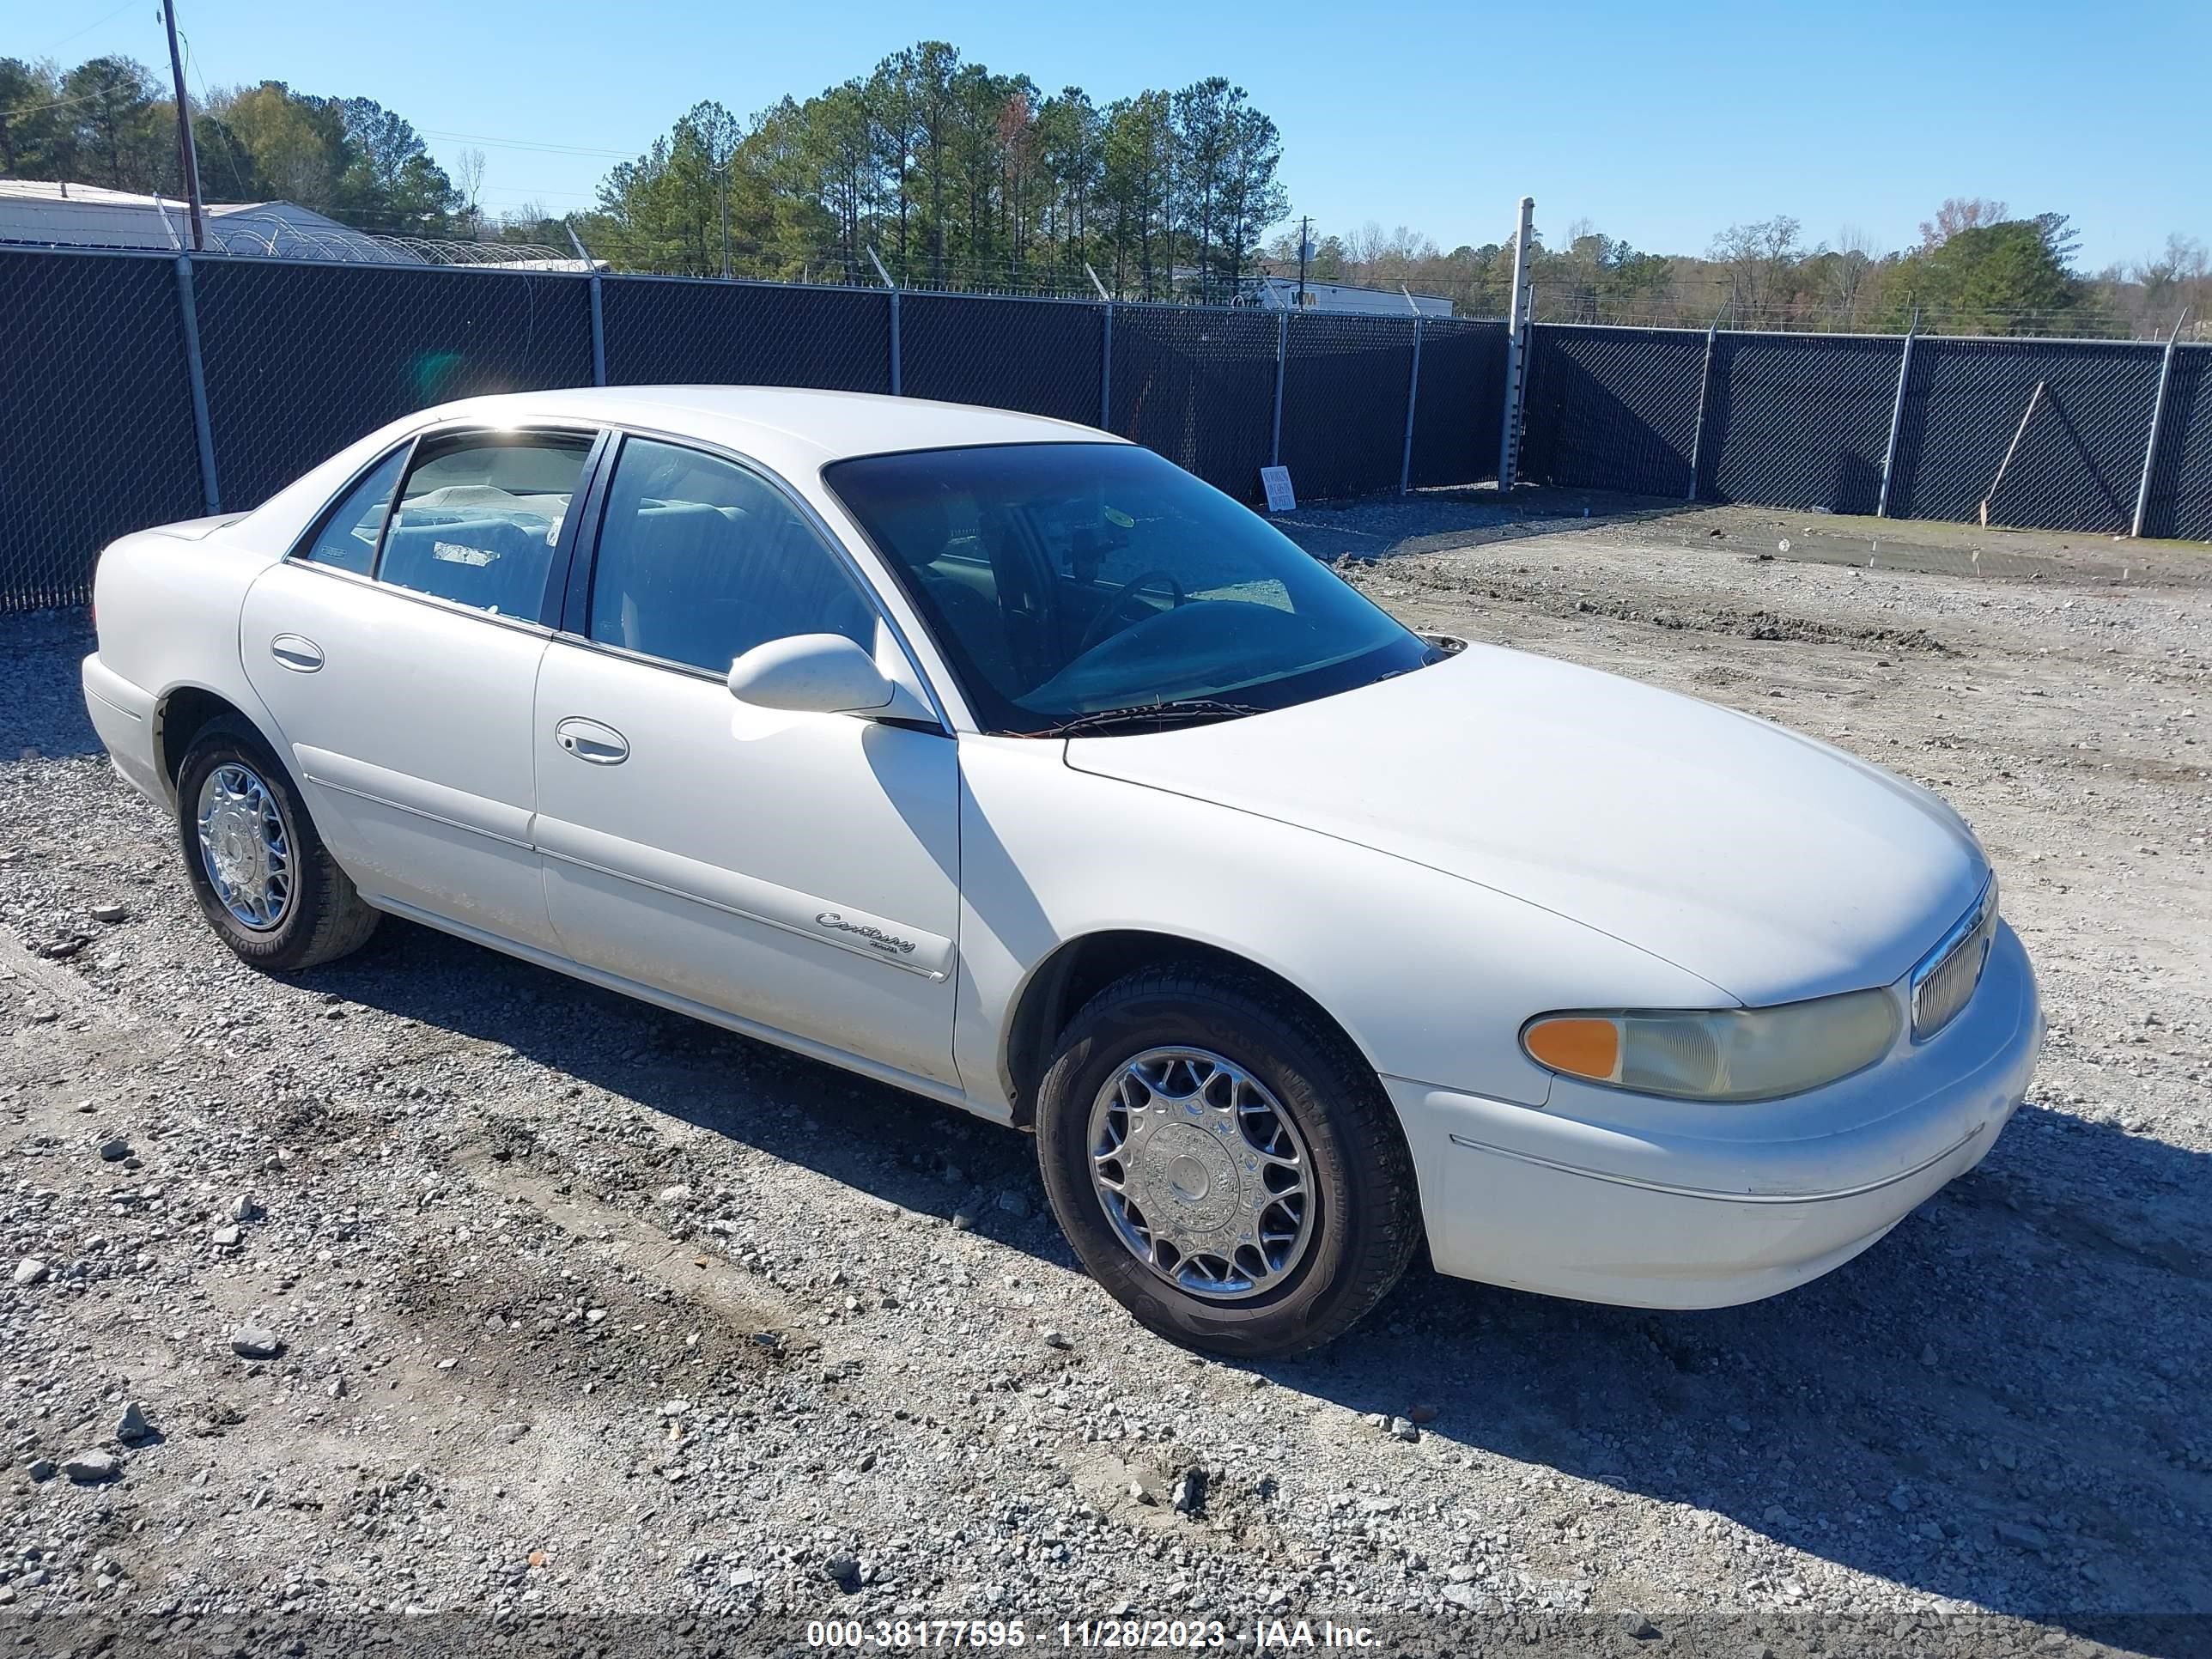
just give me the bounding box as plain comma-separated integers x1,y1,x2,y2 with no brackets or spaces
1025,699,1266,738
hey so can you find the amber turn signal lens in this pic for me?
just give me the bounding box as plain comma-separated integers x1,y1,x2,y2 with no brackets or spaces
1522,1016,1621,1083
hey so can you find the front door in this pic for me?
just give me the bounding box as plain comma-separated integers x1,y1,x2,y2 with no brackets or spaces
240,427,597,954
531,435,963,1089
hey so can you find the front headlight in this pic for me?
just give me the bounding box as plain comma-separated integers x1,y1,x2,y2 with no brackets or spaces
1522,988,1901,1103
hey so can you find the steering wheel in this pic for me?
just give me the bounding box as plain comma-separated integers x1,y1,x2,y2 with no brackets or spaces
1076,568,1187,656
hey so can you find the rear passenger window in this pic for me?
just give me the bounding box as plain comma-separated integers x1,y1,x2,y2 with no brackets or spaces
588,439,876,675
298,447,407,574
378,433,592,618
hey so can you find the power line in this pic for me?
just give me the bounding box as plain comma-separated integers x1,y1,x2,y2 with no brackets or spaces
0,83,140,118
179,31,253,201
38,0,139,55
420,128,635,161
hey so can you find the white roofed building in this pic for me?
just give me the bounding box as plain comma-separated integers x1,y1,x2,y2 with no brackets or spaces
0,182,574,266
0,180,424,259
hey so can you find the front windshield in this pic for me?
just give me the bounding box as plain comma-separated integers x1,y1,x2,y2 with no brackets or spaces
824,442,1435,734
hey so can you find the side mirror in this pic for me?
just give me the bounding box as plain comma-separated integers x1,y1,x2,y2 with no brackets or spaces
726,633,896,716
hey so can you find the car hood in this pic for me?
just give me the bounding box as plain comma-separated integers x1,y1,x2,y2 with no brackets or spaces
1064,643,1987,1006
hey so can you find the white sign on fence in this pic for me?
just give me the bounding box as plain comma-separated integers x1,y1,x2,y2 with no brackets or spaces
1260,465,1297,514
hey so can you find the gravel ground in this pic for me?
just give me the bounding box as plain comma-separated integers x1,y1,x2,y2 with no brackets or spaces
0,498,2207,1658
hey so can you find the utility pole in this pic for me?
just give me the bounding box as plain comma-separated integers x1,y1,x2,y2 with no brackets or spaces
161,0,205,251
1296,214,1310,311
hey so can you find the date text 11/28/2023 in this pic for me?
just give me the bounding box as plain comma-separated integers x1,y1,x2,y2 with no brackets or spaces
805,1618,1382,1649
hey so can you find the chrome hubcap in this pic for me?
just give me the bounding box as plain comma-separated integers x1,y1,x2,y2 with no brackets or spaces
1087,1047,1316,1300
195,763,292,931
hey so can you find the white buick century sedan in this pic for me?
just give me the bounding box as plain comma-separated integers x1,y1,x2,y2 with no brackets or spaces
81,386,2041,1355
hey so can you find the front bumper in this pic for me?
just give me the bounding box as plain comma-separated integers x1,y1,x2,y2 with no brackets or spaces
1389,923,2042,1309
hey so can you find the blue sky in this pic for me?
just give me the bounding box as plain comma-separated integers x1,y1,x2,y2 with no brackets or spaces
9,0,2207,270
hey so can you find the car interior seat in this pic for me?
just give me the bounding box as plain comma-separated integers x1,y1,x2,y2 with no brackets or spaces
596,459,876,672
881,486,1021,696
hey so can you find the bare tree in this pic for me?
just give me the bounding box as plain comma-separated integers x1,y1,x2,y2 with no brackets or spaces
2130,234,2209,331
1917,197,2008,252
1346,219,1386,281
1707,216,1803,313
455,145,485,231
1829,223,1878,322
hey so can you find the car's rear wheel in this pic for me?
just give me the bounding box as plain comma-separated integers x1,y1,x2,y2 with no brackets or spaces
1035,965,1419,1357
175,716,379,971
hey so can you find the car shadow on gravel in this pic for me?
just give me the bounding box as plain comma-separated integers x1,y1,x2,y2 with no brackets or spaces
309,915,1079,1254
312,917,2208,1649
1274,1109,2210,1650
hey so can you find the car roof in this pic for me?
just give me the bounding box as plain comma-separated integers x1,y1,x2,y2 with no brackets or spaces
422,386,1122,472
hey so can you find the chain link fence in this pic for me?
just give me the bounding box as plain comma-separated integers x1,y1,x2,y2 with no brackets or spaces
1408,319,1509,490
2145,346,2212,543
901,292,1106,427
6,246,2208,614
191,259,594,511
602,277,892,393
1521,325,1706,498
2,247,1508,612
0,250,206,611
1884,337,2161,532
1697,333,1904,515
1105,306,1281,501
1279,314,1419,501
1516,320,2212,541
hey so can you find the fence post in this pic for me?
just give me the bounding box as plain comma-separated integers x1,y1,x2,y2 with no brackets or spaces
1685,313,1721,502
1270,307,1289,468
2130,310,2189,538
173,252,220,514
1498,194,1535,489
866,246,901,395
569,229,606,386
1399,316,1425,495
1099,301,1114,432
586,276,607,386
1087,257,1114,432
1875,313,1918,520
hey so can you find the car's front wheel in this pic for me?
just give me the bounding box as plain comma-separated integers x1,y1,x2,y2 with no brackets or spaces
1035,966,1419,1357
174,716,379,972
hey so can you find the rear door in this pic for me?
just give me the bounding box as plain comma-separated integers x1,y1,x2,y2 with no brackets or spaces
240,426,601,954
531,434,963,1089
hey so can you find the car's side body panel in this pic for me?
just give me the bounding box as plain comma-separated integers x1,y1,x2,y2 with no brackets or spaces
240,562,562,954
87,522,293,805
950,735,1732,1120
368,888,972,1112
532,636,964,1087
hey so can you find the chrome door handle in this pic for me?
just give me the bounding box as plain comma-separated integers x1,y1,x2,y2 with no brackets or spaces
270,635,324,672
553,716,629,765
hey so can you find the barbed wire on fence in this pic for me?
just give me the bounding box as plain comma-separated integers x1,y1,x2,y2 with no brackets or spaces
1523,279,2201,343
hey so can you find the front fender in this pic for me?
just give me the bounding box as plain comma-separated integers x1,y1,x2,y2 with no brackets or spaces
952,737,1729,1118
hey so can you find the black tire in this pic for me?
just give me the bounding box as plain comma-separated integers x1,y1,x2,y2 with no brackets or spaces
1035,966,1419,1358
174,715,379,972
